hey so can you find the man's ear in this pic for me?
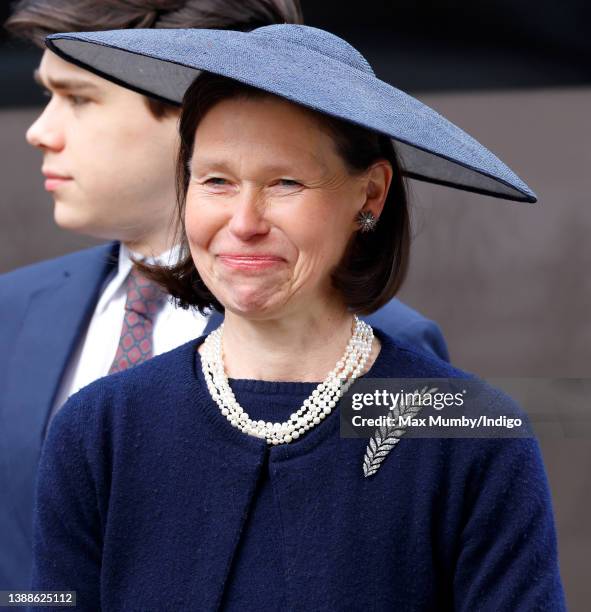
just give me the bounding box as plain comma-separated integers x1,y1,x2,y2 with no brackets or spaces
359,160,393,219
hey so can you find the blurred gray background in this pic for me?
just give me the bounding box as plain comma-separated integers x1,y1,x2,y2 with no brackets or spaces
1,0,590,608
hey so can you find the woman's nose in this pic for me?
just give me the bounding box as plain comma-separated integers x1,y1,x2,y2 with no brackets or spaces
25,102,65,152
227,189,270,240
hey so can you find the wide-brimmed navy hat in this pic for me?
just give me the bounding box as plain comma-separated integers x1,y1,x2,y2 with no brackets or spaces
46,25,536,203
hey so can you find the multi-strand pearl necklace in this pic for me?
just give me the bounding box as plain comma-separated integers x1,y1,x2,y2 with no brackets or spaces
200,315,374,445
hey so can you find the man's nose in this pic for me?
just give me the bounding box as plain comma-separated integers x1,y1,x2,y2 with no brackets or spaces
25,101,65,151
227,188,271,240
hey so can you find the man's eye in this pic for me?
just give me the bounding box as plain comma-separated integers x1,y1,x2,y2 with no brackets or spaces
204,177,228,186
277,179,301,187
67,95,89,107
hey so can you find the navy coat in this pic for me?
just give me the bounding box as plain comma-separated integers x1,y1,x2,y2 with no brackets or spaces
31,332,565,610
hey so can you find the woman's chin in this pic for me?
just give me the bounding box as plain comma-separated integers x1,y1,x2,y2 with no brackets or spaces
221,291,284,319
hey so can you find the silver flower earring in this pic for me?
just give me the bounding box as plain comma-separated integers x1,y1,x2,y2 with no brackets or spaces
356,210,378,233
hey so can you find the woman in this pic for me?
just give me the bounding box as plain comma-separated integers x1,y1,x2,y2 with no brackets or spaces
32,26,566,610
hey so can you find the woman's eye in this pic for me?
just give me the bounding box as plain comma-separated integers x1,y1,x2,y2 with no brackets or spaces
276,179,301,187
204,177,228,186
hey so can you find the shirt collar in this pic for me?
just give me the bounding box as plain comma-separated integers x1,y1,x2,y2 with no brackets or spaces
96,242,183,314
119,242,183,269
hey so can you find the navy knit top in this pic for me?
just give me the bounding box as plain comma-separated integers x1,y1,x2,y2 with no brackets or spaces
216,372,318,610
31,330,566,611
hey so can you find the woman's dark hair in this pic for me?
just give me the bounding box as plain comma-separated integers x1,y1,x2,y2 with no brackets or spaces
143,73,411,316
5,0,304,118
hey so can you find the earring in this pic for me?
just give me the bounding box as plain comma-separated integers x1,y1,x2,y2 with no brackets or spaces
356,210,378,233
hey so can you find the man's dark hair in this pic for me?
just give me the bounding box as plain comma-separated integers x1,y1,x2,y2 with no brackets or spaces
5,0,304,117
142,73,411,315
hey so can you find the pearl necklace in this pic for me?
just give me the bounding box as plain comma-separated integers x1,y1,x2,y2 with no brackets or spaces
200,315,374,445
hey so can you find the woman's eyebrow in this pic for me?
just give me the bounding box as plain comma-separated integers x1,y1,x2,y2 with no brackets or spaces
190,157,232,172
33,68,99,93
190,156,323,176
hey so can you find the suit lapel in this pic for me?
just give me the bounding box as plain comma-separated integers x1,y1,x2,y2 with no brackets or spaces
3,243,118,501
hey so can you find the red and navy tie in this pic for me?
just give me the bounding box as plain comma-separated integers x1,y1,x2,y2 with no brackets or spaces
109,267,166,374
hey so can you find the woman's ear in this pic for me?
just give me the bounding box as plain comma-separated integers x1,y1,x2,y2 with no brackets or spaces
360,160,393,219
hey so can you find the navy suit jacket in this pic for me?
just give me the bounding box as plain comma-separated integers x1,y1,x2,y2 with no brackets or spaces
0,242,448,590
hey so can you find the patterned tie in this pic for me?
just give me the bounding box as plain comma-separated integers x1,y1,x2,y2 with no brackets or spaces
109,267,166,374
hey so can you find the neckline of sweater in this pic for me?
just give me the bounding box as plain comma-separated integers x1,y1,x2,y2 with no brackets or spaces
188,328,398,461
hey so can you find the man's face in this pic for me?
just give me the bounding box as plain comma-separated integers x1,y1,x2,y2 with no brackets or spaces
26,50,179,254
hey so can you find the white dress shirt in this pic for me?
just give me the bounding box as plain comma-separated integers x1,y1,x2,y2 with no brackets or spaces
52,244,208,414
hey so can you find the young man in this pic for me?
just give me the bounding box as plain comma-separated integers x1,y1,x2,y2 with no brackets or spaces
0,0,448,591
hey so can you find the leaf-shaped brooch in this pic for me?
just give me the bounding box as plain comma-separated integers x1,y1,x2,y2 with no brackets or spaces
363,386,438,478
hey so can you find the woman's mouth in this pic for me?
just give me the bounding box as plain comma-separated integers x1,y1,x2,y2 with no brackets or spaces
217,254,286,271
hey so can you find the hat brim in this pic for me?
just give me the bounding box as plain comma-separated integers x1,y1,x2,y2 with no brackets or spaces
46,28,537,203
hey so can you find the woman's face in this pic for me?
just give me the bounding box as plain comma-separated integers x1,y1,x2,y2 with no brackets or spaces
185,96,381,319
